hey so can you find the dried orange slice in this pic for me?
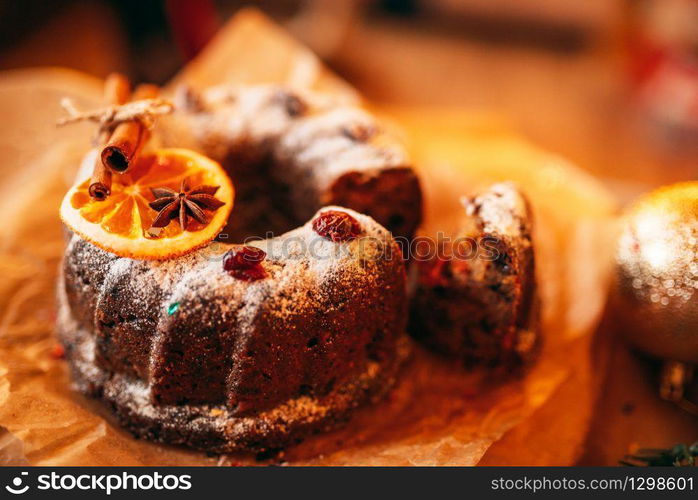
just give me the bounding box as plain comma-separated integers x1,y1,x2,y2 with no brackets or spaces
60,148,234,260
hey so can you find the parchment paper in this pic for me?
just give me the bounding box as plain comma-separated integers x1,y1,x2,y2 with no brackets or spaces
0,10,617,466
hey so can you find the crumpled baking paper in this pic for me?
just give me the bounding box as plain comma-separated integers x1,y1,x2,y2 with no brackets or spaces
0,10,616,466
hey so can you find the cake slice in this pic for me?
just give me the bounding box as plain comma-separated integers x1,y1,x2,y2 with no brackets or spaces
409,183,540,369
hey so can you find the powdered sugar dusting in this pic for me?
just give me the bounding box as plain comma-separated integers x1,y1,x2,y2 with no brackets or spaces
57,83,412,453
58,204,407,453
462,182,531,239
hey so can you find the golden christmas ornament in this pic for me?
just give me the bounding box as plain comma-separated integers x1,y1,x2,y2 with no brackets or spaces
613,182,698,410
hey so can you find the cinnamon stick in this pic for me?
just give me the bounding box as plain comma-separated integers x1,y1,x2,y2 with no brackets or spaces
103,72,131,107
100,83,160,174
88,73,131,201
87,159,112,200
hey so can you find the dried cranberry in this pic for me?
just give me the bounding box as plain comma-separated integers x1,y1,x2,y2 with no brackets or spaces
312,210,361,242
419,258,450,288
223,246,267,281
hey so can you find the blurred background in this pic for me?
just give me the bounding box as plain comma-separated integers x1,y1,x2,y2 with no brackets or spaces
0,0,696,464
0,0,696,199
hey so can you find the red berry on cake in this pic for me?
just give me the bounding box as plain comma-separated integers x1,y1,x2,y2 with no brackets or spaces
312,210,361,242
223,245,267,281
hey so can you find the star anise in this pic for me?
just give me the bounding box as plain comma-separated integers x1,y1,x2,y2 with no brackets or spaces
148,178,225,231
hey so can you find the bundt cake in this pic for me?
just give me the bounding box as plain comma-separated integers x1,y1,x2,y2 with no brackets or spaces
409,183,540,368
57,84,421,453
58,207,409,453
162,85,423,242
